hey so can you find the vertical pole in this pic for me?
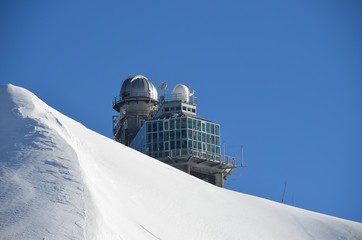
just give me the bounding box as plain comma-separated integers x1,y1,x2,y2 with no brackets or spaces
282,181,287,203
241,145,244,167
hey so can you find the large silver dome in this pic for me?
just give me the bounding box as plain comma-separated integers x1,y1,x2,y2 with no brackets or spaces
120,75,158,101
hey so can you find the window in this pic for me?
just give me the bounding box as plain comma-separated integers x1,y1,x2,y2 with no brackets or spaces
153,133,157,142
181,129,187,138
176,119,180,129
158,121,163,131
198,142,201,150
198,132,201,141
211,124,215,134
176,106,181,110
192,108,196,113
215,125,219,136
176,140,181,148
164,142,169,150
164,121,169,130
187,118,192,128
159,142,164,151
153,143,158,152
188,129,192,139
164,131,169,141
215,136,219,145
202,123,205,132
182,106,187,111
159,132,163,142
146,144,151,153
147,122,152,132
147,133,152,143
197,121,201,131
182,140,187,148
181,118,187,128
193,131,197,140
165,107,169,112
170,120,175,130
192,119,196,130
170,107,175,111
170,131,175,140
202,133,205,142
170,141,175,149
152,122,157,132
206,123,210,133
188,108,191,112
176,130,181,139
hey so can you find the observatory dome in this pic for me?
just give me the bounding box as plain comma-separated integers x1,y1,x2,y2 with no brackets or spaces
172,84,190,102
120,75,158,101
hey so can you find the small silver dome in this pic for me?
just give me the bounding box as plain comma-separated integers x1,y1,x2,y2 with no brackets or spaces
120,75,158,101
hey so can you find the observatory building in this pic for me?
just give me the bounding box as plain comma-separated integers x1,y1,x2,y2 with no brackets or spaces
112,75,236,187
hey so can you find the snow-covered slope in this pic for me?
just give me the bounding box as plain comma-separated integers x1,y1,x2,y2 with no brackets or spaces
0,84,361,240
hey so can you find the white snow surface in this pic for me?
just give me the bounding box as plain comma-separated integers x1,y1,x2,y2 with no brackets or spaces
0,84,361,240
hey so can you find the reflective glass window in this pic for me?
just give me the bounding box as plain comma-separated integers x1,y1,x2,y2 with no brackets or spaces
164,131,169,141
176,140,181,148
146,144,151,153
182,106,187,111
192,108,196,113
159,142,164,151
188,140,192,148
216,146,220,154
176,106,181,110
198,132,201,141
153,133,157,142
188,129,192,139
170,120,175,130
181,129,187,138
193,119,196,130
170,131,175,140
147,122,152,132
211,124,215,134
197,121,201,131
202,123,205,132
153,143,158,152
176,130,181,139
206,134,210,143
193,141,197,149
147,133,152,143
176,119,180,129
202,133,205,142
164,142,169,150
193,131,197,140
164,121,169,130
206,123,210,133
158,121,163,131
181,118,187,128
215,125,219,135
211,135,215,144
170,141,175,149
187,118,192,128
159,132,163,142
198,142,201,150
152,121,157,132
215,136,219,145
182,140,187,148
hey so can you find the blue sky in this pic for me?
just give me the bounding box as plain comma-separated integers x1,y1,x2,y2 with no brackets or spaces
1,0,361,222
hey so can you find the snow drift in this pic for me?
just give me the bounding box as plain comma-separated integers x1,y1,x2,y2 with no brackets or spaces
0,84,361,240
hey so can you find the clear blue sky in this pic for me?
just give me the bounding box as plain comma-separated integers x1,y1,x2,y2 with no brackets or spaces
1,0,361,222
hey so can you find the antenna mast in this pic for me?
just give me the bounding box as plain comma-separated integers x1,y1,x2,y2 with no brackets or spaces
281,181,287,203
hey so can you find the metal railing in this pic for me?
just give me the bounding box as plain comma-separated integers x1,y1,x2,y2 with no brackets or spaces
148,148,236,166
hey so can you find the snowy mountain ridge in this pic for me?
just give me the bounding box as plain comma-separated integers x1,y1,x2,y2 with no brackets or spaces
0,84,361,240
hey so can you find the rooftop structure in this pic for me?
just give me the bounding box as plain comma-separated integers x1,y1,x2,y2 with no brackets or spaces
112,75,236,187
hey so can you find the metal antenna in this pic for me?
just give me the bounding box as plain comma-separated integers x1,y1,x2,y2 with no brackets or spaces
240,145,248,167
159,82,167,102
281,181,287,203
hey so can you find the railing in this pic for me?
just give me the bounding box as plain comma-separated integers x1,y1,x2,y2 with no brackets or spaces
148,148,236,167
160,93,197,105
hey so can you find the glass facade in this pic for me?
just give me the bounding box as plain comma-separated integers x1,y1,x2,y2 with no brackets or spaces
144,116,221,160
